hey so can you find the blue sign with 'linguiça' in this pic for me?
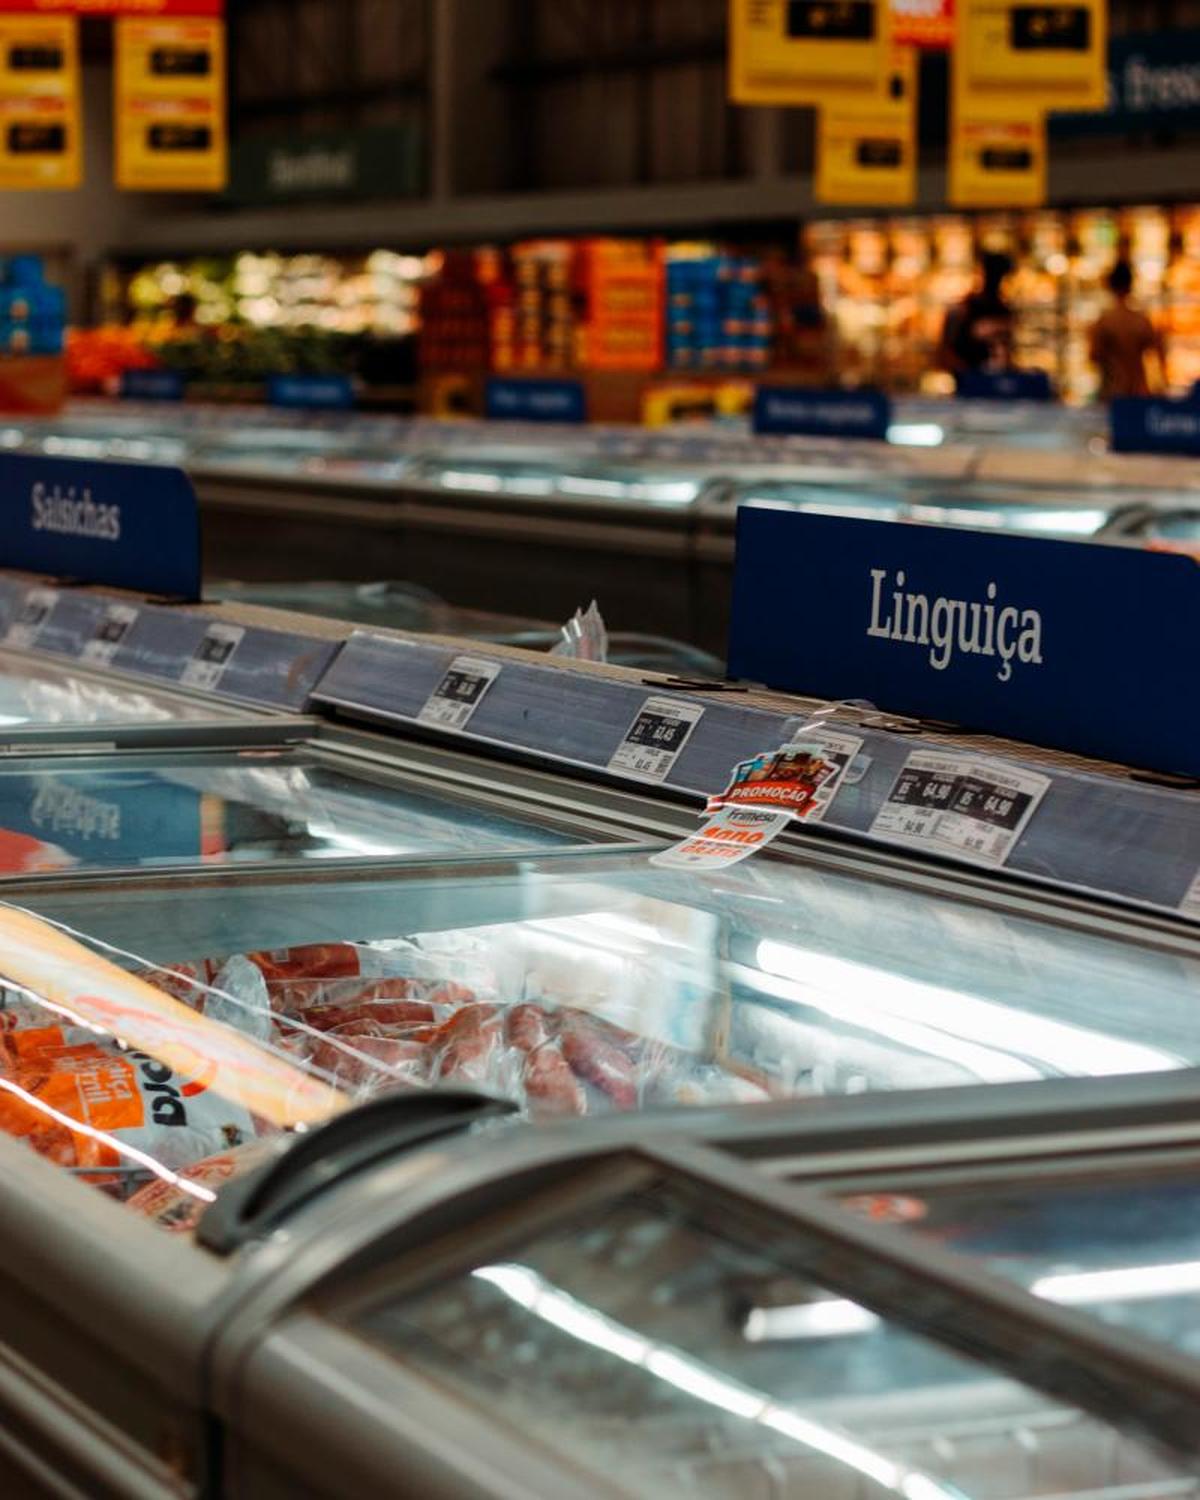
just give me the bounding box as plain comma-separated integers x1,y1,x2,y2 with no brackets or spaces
0,452,201,600
485,377,587,424
753,386,891,441
728,507,1200,778
1111,396,1200,456
956,370,1053,402
267,374,355,410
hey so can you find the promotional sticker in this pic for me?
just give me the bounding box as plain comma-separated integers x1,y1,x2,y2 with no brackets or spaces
417,655,500,732
654,729,861,871
650,805,793,871
608,696,704,783
5,586,57,649
180,621,244,692
82,602,138,667
871,750,1048,866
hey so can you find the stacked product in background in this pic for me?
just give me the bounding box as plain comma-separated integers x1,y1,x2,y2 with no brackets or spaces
418,248,499,372
664,247,772,372
0,257,66,356
574,239,663,372
499,240,575,371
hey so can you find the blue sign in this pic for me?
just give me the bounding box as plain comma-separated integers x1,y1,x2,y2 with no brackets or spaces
119,368,186,402
753,386,891,441
957,370,1053,402
0,453,200,600
1053,31,1200,137
485,378,587,424
267,374,355,410
728,508,1200,778
1111,396,1200,456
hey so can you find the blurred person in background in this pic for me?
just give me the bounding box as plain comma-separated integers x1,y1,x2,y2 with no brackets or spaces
939,251,1015,376
1089,260,1165,399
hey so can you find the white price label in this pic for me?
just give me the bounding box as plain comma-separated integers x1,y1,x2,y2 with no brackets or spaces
871,751,1049,868
651,806,792,871
82,604,139,667
608,697,704,783
1181,872,1200,922
795,729,864,823
5,587,58,650
180,622,245,692
417,655,500,732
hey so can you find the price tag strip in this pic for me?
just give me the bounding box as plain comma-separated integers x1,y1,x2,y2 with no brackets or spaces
653,730,862,871
81,603,139,668
871,751,1049,868
179,622,245,693
608,696,704,783
417,656,501,733
5,588,59,650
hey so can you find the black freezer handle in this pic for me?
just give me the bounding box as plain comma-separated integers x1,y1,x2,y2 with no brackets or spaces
197,1089,518,1255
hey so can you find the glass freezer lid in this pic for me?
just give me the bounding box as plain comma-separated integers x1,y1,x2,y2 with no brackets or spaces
0,745,593,876
11,829,1200,1238
733,482,1114,536
844,1154,1200,1370
347,1173,1188,1498
0,649,247,729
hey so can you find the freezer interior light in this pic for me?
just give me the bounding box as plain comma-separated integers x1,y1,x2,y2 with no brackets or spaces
1032,1261,1200,1306
887,423,945,447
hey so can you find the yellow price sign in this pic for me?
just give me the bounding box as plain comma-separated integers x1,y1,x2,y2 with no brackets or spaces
816,48,916,205
0,15,80,189
729,0,894,105
956,0,1105,109
114,14,226,190
949,97,1046,207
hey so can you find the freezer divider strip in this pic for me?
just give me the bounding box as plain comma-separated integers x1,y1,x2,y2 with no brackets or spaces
311,630,1200,921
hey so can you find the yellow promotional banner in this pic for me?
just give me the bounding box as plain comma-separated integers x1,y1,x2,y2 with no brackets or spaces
949,94,1046,207
956,0,1106,110
0,15,80,189
729,0,893,105
114,14,226,191
816,48,916,205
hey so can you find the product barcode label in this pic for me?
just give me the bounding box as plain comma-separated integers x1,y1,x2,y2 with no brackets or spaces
608,696,704,783
5,587,58,650
417,655,500,732
1181,871,1200,922
180,622,245,692
871,751,1048,867
82,603,139,667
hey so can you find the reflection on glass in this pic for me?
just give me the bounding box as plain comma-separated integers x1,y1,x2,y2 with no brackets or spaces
856,1166,1200,1365
0,651,236,729
0,751,580,875
359,1184,1185,1496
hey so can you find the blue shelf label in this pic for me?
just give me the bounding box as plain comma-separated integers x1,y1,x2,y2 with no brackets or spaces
956,369,1053,402
728,508,1200,779
119,368,186,402
753,386,891,441
0,453,200,601
485,378,587,424
267,374,355,410
1111,396,1200,455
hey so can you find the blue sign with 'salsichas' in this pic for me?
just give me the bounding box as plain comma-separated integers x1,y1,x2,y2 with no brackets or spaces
0,452,201,600
728,508,1200,778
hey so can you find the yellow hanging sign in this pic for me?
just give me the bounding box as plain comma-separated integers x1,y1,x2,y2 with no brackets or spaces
114,14,226,191
729,0,894,105
956,0,1106,110
949,89,1046,207
0,15,80,189
816,47,916,205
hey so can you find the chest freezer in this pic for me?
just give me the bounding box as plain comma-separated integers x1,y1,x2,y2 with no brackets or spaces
0,733,1197,1497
